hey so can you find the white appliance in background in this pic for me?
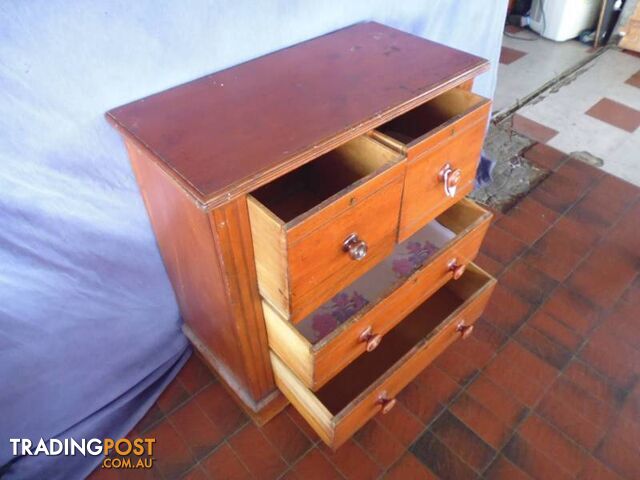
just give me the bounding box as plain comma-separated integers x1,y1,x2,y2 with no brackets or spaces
529,0,601,41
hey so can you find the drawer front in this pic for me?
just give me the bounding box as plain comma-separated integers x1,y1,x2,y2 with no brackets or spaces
403,99,491,159
311,206,490,387
264,199,491,390
265,199,491,390
399,117,487,241
248,136,406,322
287,176,403,323
271,264,496,449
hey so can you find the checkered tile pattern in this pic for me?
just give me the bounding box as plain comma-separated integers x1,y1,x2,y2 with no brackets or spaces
90,144,640,479
512,49,640,187
499,46,527,65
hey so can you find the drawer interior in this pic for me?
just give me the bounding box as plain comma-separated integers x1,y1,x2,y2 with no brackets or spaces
294,199,490,344
375,87,487,146
250,135,402,223
314,265,492,414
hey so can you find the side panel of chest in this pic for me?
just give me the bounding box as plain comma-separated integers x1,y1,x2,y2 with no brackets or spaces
124,138,285,422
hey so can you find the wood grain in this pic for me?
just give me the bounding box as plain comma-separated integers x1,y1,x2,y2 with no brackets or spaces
108,23,495,442
370,87,490,156
246,196,290,317
210,197,276,400
106,22,489,208
370,88,491,240
287,177,403,322
402,120,489,239
126,138,280,417
264,199,492,390
248,136,405,322
272,263,496,449
263,299,315,387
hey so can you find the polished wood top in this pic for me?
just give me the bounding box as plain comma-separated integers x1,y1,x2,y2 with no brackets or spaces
107,22,488,208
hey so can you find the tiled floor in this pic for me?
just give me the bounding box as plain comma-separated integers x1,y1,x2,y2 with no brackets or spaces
90,144,640,480
494,32,593,115
512,49,640,187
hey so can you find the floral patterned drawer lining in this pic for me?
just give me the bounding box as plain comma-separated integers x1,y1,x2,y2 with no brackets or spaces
296,220,456,343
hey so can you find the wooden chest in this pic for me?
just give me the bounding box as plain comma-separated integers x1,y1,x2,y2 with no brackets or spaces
107,22,496,449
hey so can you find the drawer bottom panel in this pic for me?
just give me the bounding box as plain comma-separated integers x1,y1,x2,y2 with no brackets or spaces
271,263,496,449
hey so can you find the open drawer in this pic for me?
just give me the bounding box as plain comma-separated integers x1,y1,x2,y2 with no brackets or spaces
264,199,492,390
370,87,491,241
272,264,496,449
247,135,405,323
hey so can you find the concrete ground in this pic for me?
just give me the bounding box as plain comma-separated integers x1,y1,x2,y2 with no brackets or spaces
474,32,640,212
494,30,593,116
514,49,640,186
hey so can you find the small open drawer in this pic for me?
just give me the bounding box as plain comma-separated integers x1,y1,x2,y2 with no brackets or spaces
370,87,492,241
264,199,492,390
247,135,405,323
272,263,496,449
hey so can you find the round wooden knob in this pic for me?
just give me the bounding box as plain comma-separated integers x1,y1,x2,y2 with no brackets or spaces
456,322,474,339
448,260,466,280
359,326,382,352
343,233,368,260
377,391,397,414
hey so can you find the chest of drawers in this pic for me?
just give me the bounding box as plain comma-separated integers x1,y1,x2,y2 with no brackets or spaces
107,22,496,449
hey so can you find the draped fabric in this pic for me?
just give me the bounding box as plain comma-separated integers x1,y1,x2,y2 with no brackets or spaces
0,1,506,478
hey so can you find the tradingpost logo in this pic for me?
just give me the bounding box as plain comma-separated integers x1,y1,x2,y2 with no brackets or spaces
9,437,156,470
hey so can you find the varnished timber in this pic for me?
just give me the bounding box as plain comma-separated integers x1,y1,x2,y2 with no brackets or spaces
247,136,405,321
107,22,496,442
106,22,489,209
371,88,492,240
271,264,497,449
210,196,276,399
264,199,492,390
458,78,475,91
126,138,283,421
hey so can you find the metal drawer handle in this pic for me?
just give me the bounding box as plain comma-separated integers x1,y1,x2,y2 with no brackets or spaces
343,233,368,260
447,259,466,280
376,391,397,415
438,163,462,198
359,326,382,352
456,321,474,340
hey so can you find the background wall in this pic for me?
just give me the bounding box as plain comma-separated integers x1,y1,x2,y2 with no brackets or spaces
0,1,507,478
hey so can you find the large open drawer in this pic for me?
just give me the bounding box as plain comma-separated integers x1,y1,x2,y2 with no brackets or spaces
271,264,496,449
264,199,492,390
247,135,405,323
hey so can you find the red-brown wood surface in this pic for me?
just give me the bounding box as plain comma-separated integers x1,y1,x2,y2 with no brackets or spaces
107,22,488,208
126,137,283,420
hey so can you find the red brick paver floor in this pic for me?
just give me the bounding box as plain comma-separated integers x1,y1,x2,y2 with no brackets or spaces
91,145,640,479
